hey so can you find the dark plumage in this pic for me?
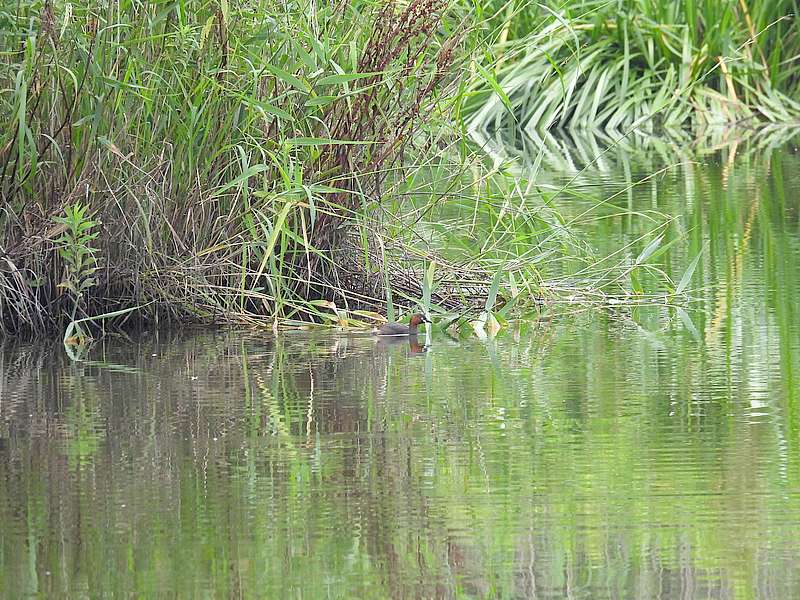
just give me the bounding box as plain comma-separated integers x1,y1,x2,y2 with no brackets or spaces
376,313,431,336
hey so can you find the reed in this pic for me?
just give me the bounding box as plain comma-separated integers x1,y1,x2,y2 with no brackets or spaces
469,0,800,132
0,0,696,339
0,0,473,335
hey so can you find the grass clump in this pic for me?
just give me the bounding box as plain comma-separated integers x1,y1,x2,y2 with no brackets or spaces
469,0,800,133
0,0,470,335
0,0,693,340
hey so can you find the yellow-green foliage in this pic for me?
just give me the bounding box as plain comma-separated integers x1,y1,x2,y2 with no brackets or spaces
469,0,800,131
0,0,466,334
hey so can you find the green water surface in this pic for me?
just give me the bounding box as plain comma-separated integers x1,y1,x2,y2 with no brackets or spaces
2,135,800,598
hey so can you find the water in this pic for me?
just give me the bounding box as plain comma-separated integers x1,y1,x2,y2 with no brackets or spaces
3,135,800,598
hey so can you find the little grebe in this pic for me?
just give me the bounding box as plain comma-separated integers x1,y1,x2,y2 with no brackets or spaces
376,313,431,336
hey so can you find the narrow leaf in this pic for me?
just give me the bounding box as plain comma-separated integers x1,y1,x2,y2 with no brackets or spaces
636,234,663,264
254,202,295,283
243,97,291,120
422,261,435,312
676,245,705,294
264,64,308,91
316,72,380,85
209,164,269,199
476,63,514,117
485,267,504,312
304,96,336,107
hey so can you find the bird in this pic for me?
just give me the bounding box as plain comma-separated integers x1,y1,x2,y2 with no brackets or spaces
375,313,431,336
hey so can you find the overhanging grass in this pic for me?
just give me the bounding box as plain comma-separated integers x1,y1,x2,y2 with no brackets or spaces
468,0,800,133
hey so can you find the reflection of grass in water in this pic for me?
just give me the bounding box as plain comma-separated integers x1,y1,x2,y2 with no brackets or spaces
472,126,800,191
2,319,800,596
5,247,800,600
483,128,800,340
704,179,760,345
62,378,104,470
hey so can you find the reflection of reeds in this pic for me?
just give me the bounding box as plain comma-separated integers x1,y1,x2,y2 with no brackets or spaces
3,320,800,596
471,125,800,185
705,182,760,346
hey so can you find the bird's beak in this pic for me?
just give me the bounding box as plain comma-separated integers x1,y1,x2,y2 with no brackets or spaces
424,315,432,324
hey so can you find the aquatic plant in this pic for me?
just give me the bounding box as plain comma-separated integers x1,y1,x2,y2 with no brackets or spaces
0,0,684,338
0,0,470,334
52,203,100,323
469,0,800,132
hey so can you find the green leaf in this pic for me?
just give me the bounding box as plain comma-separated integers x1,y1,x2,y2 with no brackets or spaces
476,63,514,117
209,164,269,199
242,97,291,120
304,96,336,107
484,267,504,312
253,201,295,283
676,244,705,294
635,234,663,265
264,64,308,91
316,72,380,85
301,185,316,229
421,261,435,312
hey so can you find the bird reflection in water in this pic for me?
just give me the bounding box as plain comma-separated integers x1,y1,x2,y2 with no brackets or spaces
376,334,428,354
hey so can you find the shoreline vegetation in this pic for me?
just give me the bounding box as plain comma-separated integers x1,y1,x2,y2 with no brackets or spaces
1,1,798,339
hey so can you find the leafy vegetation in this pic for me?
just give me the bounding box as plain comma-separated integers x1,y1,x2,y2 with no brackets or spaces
3,0,795,339
0,0,479,336
53,203,99,325
469,0,800,133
